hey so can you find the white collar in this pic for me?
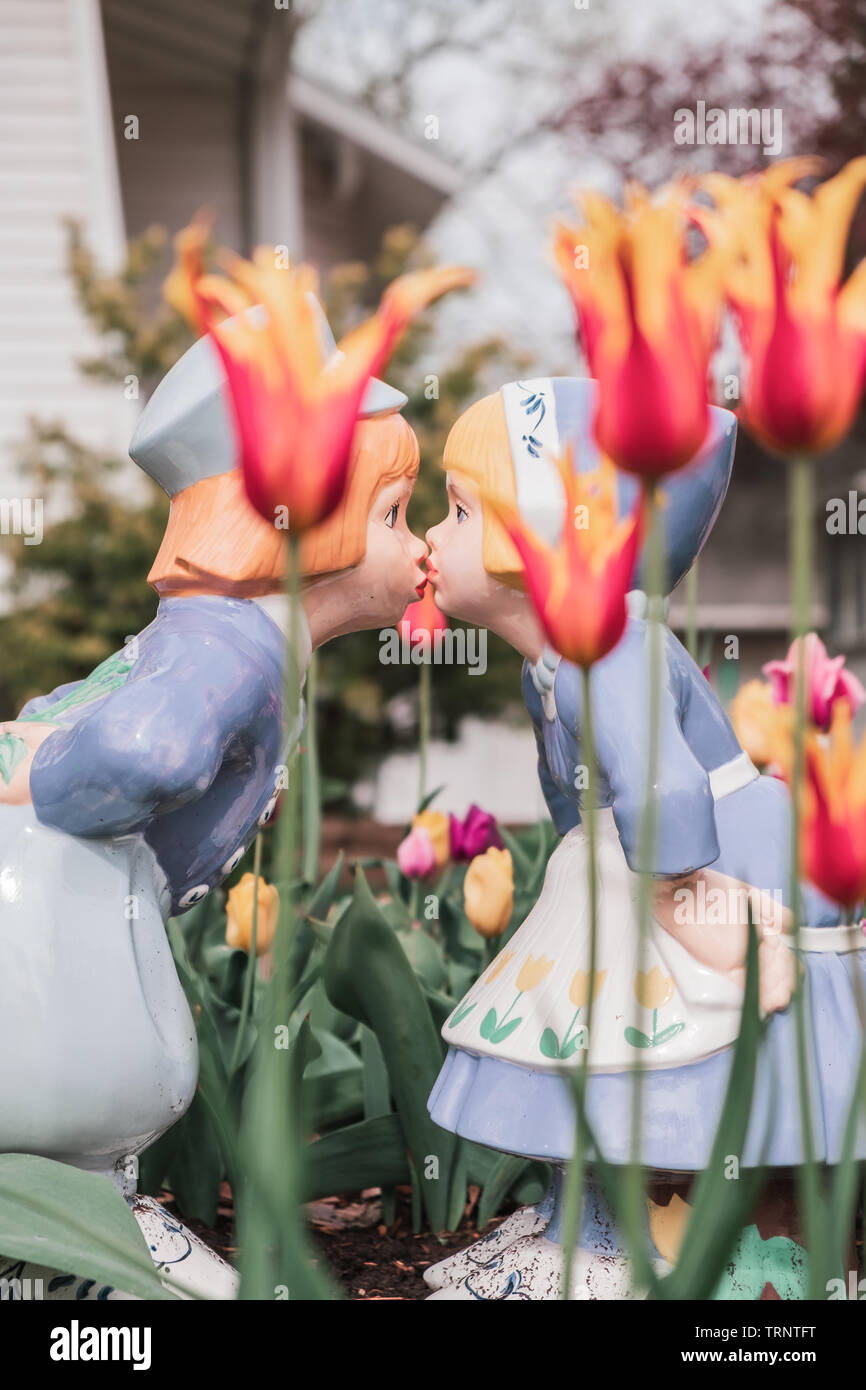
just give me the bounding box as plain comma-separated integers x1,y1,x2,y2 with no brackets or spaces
528,590,669,718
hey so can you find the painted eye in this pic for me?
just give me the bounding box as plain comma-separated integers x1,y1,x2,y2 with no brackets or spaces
385,502,399,528
178,884,210,909
258,795,278,826
221,846,246,876
456,503,468,523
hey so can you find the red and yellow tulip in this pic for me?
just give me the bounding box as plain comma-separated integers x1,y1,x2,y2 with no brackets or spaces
801,705,866,910
693,157,866,457
400,584,447,647
554,182,725,479
764,700,866,911
165,218,474,531
488,451,641,667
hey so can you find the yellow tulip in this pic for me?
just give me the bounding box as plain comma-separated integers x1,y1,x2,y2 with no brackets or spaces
516,953,555,993
226,872,279,956
729,680,779,769
484,948,515,983
634,967,675,1011
568,968,607,1009
412,810,450,869
647,1193,692,1266
464,847,514,939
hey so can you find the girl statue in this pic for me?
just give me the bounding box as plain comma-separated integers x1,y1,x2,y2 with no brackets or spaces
421,377,854,1300
0,298,428,1299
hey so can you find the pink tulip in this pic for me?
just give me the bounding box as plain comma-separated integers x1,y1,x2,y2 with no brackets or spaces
397,826,437,879
763,634,866,732
449,804,503,862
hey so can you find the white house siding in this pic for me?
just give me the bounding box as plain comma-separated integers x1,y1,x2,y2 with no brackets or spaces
106,73,246,253
0,0,134,515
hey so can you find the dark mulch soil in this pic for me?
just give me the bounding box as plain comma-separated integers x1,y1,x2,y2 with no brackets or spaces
306,1187,503,1300
160,1183,503,1300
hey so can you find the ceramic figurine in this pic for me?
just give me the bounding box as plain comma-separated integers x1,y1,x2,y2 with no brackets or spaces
422,377,858,1300
0,298,428,1300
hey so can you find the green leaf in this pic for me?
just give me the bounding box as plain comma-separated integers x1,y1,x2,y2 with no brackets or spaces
827,1050,866,1282
652,1021,685,1047
659,922,768,1301
166,917,240,1190
201,943,248,1011
415,784,446,816
497,824,533,878
624,1026,652,1048
306,975,358,1043
0,1154,179,1300
446,1146,469,1231
303,1115,410,1201
479,1153,531,1229
423,985,458,1031
360,1025,391,1119
489,1017,522,1044
561,1029,587,1059
304,852,345,924
448,1001,476,1029
479,1008,498,1040
539,1027,561,1059
448,960,482,1001
162,1090,224,1227
397,926,448,991
322,868,457,1230
303,1028,364,1130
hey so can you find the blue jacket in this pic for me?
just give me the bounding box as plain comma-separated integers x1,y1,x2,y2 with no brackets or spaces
522,612,841,921
25,595,303,913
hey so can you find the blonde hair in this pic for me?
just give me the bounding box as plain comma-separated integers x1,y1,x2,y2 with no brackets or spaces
149,412,419,595
443,391,525,589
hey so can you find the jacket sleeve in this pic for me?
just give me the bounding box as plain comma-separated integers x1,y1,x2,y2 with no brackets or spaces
557,622,720,876
534,727,581,835
29,632,270,838
522,662,580,835
18,679,85,720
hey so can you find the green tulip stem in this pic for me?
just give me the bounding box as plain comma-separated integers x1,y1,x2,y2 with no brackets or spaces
302,651,322,884
789,454,821,1293
238,531,332,1299
625,479,665,1281
560,662,599,1299
418,658,431,809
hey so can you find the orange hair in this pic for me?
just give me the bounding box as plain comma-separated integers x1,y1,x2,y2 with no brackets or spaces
443,392,525,589
149,412,419,595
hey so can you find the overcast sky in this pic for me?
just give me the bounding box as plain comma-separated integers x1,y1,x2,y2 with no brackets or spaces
293,0,804,376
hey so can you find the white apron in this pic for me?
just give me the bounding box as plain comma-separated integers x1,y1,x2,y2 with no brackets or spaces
444,753,761,1074
0,804,198,1176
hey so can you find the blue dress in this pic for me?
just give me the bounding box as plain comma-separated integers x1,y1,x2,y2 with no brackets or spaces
429,611,866,1170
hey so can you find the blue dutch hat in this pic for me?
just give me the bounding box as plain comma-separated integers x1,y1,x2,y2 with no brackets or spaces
500,377,737,595
129,296,408,497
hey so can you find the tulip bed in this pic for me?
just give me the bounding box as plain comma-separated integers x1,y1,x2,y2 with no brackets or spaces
137,810,559,1256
